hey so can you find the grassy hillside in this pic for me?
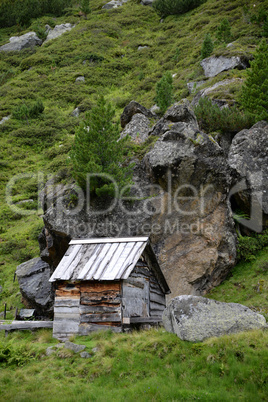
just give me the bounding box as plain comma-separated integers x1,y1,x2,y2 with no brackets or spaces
0,327,268,401
0,0,267,315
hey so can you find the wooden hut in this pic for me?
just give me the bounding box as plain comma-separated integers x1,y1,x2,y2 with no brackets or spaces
49,237,170,340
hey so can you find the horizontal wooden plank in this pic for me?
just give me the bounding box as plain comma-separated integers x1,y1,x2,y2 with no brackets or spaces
80,305,121,314
129,317,162,324
150,292,166,305
54,307,80,314
54,313,80,321
70,237,149,245
56,289,80,297
79,323,122,335
53,320,79,333
80,282,120,292
150,301,166,311
0,321,53,331
81,313,121,323
54,298,80,307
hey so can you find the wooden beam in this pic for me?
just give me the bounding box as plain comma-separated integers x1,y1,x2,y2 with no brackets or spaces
0,321,53,331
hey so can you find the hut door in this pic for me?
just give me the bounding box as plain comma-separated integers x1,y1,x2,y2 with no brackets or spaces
122,278,149,319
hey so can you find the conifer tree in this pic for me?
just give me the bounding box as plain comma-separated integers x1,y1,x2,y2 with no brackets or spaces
155,72,173,114
69,96,133,197
240,40,268,122
201,33,213,59
216,18,231,43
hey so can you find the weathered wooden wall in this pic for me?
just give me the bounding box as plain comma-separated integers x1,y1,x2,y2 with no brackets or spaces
79,281,122,335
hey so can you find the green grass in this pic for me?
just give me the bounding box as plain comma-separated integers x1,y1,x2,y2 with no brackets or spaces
0,327,267,401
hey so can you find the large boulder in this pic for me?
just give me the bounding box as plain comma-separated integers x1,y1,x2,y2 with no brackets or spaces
120,100,155,128
16,257,54,316
120,113,150,143
41,100,236,299
0,32,42,52
201,56,249,78
43,24,75,44
163,295,267,341
228,121,268,231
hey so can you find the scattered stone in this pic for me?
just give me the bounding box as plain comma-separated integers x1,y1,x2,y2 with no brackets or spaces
138,45,148,50
71,107,80,117
0,285,2,294
75,76,85,82
17,309,35,320
120,100,155,128
141,0,154,4
80,351,92,358
150,104,161,114
46,346,56,356
0,115,11,125
64,341,86,353
16,258,53,316
187,80,205,94
92,347,98,353
0,32,42,52
120,113,150,143
102,0,128,9
55,343,64,349
201,56,249,78
163,295,267,342
228,120,268,230
191,78,243,108
43,24,75,44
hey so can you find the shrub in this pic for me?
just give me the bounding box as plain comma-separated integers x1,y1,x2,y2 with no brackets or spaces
194,97,254,134
80,0,91,17
0,0,73,28
153,0,206,19
237,230,268,261
155,72,173,114
201,33,213,59
12,100,44,121
216,18,232,43
239,40,268,122
69,96,133,196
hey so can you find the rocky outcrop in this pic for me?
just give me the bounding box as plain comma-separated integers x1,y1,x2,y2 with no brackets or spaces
43,24,75,44
162,295,267,341
0,32,42,52
201,56,249,78
102,0,128,9
120,100,155,128
191,78,243,108
0,115,11,125
228,121,268,231
16,258,54,316
40,100,236,299
120,113,150,143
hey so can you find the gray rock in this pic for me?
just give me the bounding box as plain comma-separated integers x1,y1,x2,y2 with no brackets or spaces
75,76,85,83
92,347,98,353
46,346,56,356
71,107,80,117
138,46,148,50
228,121,268,230
191,78,243,108
102,0,127,8
201,56,249,78
17,309,35,319
80,351,92,358
120,113,150,143
0,285,2,294
43,24,75,44
150,104,161,114
16,258,53,316
121,100,155,128
64,341,86,353
187,80,205,94
141,0,154,4
0,32,42,52
0,115,11,125
163,295,266,342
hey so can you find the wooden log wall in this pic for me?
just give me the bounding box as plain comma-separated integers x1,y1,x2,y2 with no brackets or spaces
79,281,122,334
129,260,166,320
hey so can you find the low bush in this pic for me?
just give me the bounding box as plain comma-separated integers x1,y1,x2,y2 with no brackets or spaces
194,97,254,134
153,0,206,18
237,230,268,261
12,100,44,121
216,18,232,43
201,33,213,59
155,71,173,114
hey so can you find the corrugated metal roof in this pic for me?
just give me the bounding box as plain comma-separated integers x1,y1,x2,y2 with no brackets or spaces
49,238,149,283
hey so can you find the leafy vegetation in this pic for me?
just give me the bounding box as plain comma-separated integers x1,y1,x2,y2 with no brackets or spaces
239,39,268,122
237,230,268,262
194,97,254,134
153,0,206,18
155,71,173,114
216,18,232,43
69,96,133,196
201,33,213,59
0,327,268,401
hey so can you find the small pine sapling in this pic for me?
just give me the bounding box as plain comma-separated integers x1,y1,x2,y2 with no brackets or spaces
80,0,91,17
155,72,173,114
216,18,232,43
201,33,213,59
